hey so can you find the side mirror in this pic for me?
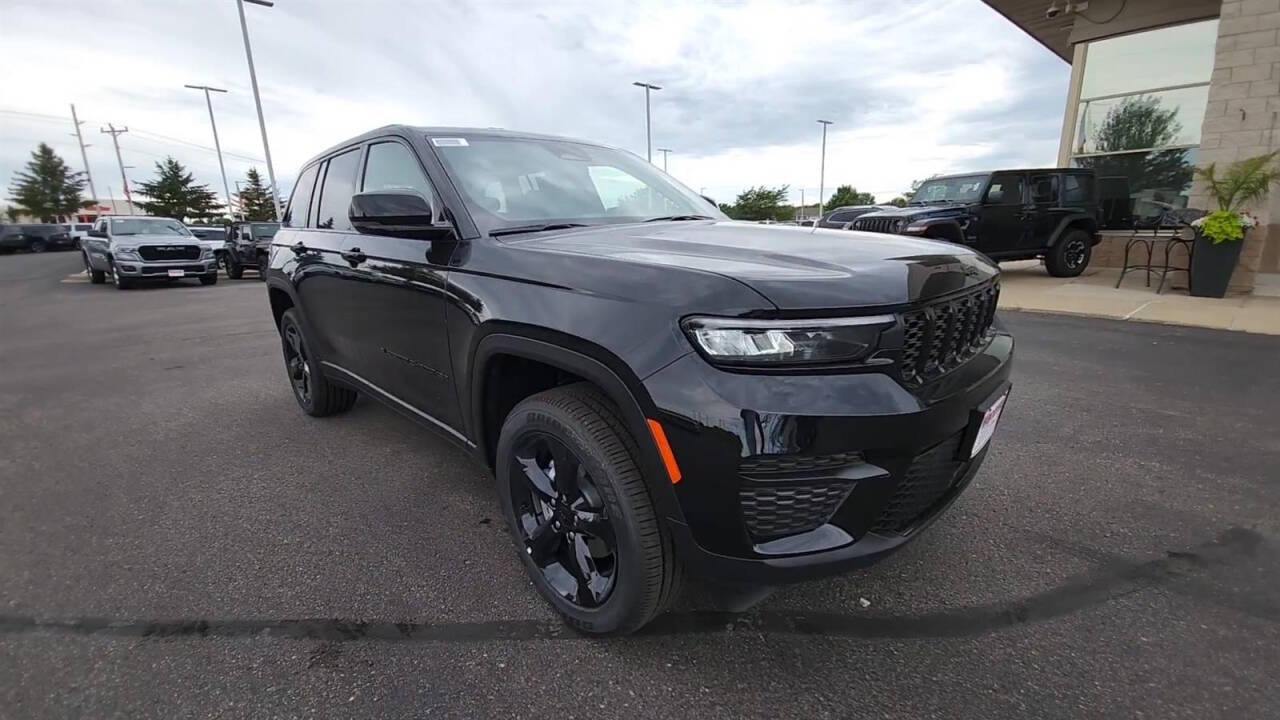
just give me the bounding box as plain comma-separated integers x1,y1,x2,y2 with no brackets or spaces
88,229,107,238
986,190,1004,204
349,190,453,240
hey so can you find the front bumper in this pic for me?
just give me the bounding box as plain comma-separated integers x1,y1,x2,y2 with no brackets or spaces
642,330,1013,585
114,258,217,277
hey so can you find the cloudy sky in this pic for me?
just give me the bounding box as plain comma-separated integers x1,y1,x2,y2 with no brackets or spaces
1,0,1068,210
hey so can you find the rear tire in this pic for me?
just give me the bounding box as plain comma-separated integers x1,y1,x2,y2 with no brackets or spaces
225,255,244,279
257,253,268,280
1046,229,1092,277
278,309,356,417
84,253,106,284
496,383,681,636
29,240,47,253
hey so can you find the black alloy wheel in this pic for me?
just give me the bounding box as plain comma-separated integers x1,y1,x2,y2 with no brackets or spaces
257,253,268,279
282,322,312,407
1047,229,1092,277
509,433,618,609
225,254,244,279
29,239,47,253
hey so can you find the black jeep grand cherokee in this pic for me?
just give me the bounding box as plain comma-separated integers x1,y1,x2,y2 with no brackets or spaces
266,126,1013,635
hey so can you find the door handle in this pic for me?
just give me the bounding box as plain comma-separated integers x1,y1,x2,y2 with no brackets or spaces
340,247,367,265
291,241,308,255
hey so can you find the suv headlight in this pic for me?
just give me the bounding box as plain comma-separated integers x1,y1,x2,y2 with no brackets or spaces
114,246,139,258
895,219,909,232
682,315,895,366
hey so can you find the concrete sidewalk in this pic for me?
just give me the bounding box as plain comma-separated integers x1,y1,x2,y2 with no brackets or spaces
996,260,1280,335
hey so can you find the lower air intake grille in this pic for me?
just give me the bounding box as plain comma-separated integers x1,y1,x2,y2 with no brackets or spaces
870,433,967,535
740,482,855,540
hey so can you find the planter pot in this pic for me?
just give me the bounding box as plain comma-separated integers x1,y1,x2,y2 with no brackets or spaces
1190,233,1245,298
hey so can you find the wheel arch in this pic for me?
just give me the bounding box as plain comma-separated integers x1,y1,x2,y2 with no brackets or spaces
1048,214,1099,246
470,328,686,524
917,219,965,244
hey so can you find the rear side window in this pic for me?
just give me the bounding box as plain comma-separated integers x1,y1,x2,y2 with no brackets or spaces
314,149,361,231
827,211,855,223
1063,175,1093,206
284,164,320,228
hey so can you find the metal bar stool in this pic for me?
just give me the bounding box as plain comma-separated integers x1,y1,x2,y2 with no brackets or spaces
1115,211,1166,288
1154,209,1203,294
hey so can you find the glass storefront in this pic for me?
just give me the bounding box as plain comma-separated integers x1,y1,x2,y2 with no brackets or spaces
1068,19,1218,220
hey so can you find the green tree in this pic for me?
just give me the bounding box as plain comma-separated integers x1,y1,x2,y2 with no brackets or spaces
888,196,908,207
822,184,876,209
721,185,791,221
133,157,222,221
234,167,276,221
6,143,89,222
1074,95,1192,199
5,206,22,222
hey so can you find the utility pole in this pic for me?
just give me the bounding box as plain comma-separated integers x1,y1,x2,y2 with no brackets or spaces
632,82,661,163
815,120,833,229
799,188,805,222
69,104,98,205
657,148,672,172
100,124,134,215
184,84,234,219
237,0,282,220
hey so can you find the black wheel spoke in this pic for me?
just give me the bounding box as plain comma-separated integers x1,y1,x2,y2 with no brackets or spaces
525,517,560,566
563,533,605,607
548,441,581,500
571,505,614,545
515,453,557,499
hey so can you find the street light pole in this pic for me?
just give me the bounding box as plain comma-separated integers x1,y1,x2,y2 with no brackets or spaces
815,120,833,229
184,84,234,220
657,148,672,172
632,82,661,163
100,124,134,215
236,0,282,221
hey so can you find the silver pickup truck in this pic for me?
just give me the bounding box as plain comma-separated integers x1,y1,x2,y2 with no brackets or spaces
82,216,219,289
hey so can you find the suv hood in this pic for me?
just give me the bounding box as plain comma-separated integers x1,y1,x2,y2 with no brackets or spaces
512,220,997,310
858,204,969,220
112,234,200,246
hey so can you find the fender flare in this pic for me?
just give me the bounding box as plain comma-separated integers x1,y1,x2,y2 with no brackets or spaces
1047,213,1099,246
908,217,965,243
470,329,686,524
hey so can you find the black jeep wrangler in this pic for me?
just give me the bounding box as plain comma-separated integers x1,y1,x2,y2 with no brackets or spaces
222,220,280,279
265,126,1013,635
852,169,1101,277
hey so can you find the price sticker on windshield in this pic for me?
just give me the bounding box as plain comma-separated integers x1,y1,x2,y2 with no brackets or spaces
431,137,469,147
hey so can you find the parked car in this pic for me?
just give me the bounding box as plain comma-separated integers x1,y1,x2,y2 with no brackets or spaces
265,126,1012,635
61,223,94,248
185,224,230,265
81,215,219,289
223,221,280,279
0,223,75,253
850,169,1101,277
815,204,893,229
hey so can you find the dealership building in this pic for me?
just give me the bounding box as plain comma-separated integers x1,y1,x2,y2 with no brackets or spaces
985,0,1280,292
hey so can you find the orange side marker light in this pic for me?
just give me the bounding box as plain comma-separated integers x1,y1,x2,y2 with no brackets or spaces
646,418,682,484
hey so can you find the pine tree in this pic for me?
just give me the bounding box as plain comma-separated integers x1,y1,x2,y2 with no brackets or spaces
133,157,222,221
7,143,89,222
234,167,276,221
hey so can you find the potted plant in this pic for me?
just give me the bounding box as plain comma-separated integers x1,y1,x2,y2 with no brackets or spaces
1189,152,1280,298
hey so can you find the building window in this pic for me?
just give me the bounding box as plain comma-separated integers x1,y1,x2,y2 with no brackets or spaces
1068,19,1218,220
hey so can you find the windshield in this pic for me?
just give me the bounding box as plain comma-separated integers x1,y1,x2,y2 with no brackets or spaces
910,175,989,205
431,135,722,234
111,218,191,236
250,223,279,238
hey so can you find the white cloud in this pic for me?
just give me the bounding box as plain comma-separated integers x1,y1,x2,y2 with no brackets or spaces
0,0,1068,210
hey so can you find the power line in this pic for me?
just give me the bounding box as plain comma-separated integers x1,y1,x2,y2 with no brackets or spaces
0,108,266,163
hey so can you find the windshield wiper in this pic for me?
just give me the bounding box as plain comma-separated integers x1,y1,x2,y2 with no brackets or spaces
489,222,590,237
643,214,714,222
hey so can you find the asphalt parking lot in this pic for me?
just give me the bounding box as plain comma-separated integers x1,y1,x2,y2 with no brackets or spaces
1,250,1278,719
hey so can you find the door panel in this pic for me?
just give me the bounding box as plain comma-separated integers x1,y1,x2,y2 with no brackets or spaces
1028,174,1061,249
976,173,1028,255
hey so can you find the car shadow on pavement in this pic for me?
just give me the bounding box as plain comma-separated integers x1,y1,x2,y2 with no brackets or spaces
0,527,1268,644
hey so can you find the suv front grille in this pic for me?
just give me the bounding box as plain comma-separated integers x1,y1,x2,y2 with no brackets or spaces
853,217,900,234
740,481,855,540
900,282,999,387
739,451,863,477
138,244,201,261
869,432,967,535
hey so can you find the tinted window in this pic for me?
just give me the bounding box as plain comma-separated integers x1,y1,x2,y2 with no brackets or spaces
827,211,855,223
1063,175,1093,205
985,174,1025,204
362,142,433,200
913,175,988,204
109,218,190,236
1031,175,1059,204
284,164,320,228
314,149,361,231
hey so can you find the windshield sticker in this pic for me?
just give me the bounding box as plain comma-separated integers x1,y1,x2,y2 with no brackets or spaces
431,137,469,147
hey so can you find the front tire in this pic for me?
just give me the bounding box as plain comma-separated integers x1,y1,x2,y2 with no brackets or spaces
110,261,132,290
84,253,105,284
29,240,47,253
225,254,244,279
1047,229,1092,277
278,309,356,417
199,273,218,286
257,253,268,280
496,383,681,636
